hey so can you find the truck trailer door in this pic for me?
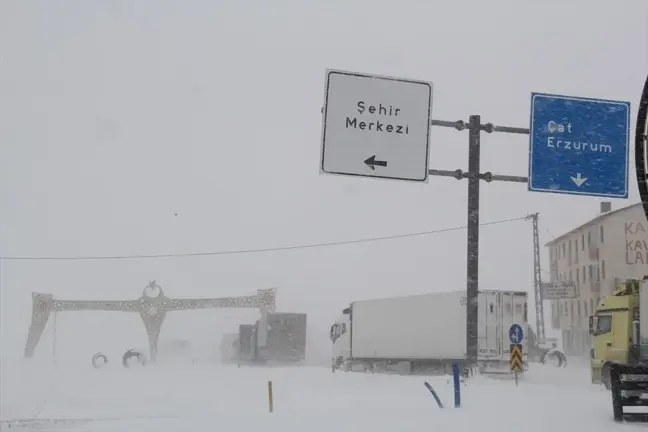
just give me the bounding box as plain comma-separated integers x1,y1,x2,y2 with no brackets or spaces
478,291,501,359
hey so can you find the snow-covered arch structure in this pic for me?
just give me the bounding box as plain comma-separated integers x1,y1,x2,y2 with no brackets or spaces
23,281,276,362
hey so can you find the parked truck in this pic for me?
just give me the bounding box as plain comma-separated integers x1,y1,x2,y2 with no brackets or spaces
589,278,648,389
234,312,307,366
330,290,528,375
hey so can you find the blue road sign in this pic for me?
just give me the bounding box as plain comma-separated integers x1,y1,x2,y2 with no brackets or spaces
528,93,630,198
509,324,524,344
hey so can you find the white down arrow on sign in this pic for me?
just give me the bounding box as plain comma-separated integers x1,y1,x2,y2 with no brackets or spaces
570,173,587,187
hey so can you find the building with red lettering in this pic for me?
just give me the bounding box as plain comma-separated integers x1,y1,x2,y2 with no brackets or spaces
546,202,648,357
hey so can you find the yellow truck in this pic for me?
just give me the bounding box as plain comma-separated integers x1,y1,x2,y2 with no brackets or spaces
589,278,646,389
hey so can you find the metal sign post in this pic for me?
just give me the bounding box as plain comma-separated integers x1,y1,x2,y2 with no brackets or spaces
429,93,630,366
319,69,632,370
509,324,524,386
428,118,529,366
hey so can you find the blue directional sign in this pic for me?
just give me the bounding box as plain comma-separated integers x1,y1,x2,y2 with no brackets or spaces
528,93,630,198
509,324,524,344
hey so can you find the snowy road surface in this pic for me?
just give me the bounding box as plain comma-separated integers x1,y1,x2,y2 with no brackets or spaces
0,361,628,431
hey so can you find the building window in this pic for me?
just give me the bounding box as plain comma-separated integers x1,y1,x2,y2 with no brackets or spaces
588,231,591,246
589,265,593,279
601,260,606,279
565,301,569,316
583,266,586,283
575,239,579,263
569,270,573,281
577,300,581,317
600,225,604,244
562,243,566,258
584,300,588,316
590,298,595,312
597,265,601,282
568,240,572,264
582,234,585,251
570,301,574,317
576,268,580,283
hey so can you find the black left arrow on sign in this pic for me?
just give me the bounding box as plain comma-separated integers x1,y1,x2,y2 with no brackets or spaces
364,155,388,171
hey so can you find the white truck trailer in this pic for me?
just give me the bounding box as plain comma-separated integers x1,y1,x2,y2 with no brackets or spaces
330,290,528,375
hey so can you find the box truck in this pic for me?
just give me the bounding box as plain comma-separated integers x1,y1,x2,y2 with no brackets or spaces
330,290,528,375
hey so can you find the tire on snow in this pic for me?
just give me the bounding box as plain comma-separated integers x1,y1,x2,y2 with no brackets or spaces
92,352,108,369
540,349,567,368
601,363,612,390
122,349,146,368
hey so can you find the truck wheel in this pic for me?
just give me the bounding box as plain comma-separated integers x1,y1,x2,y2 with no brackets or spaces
601,364,612,390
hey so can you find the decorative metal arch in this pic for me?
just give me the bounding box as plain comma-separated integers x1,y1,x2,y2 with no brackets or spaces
23,281,276,362
636,73,648,222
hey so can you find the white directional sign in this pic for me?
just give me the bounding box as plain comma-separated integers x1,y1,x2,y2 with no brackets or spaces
320,69,433,182
541,281,578,300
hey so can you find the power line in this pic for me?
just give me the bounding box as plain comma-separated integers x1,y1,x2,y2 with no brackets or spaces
0,215,529,261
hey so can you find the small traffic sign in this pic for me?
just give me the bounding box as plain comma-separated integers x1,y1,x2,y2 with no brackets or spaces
510,344,523,373
320,69,433,182
509,324,524,344
528,93,631,198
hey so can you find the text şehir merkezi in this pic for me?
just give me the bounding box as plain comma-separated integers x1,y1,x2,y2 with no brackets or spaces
345,101,409,135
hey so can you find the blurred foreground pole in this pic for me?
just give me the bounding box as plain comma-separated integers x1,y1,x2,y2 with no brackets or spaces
452,362,461,407
635,73,648,225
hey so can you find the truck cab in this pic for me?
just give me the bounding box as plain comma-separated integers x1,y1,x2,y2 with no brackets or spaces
589,279,642,389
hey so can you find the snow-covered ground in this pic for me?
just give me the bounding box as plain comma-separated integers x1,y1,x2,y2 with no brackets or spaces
0,358,628,432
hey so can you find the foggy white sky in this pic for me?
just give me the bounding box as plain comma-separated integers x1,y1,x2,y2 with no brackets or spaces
1,0,647,362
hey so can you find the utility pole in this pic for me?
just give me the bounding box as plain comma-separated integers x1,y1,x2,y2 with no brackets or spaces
429,118,529,366
526,213,545,343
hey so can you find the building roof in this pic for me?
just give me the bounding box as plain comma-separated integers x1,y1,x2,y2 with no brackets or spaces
544,202,642,247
